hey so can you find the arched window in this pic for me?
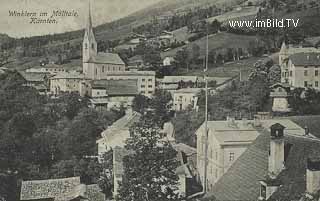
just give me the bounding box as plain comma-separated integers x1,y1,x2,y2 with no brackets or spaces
85,43,88,49
92,43,94,49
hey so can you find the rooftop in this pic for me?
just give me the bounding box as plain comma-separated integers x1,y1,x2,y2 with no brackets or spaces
104,71,155,77
19,71,51,82
50,72,84,80
289,52,320,66
87,52,125,65
162,76,198,83
174,88,203,94
92,79,139,96
203,118,320,201
20,177,81,200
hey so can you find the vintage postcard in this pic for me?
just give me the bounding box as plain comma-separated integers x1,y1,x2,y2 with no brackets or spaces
1,0,320,201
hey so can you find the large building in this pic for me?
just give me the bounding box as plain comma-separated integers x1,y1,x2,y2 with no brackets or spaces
173,88,202,111
200,116,320,201
279,42,320,89
50,72,85,95
196,117,260,191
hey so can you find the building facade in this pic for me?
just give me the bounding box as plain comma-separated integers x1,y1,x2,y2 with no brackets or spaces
173,88,202,111
50,72,85,95
196,118,260,191
279,42,320,88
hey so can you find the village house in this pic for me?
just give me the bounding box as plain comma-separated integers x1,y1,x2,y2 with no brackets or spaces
80,79,139,109
19,71,51,95
285,52,320,89
50,71,85,95
196,117,261,191
279,41,320,88
173,88,202,111
201,116,320,201
20,177,105,201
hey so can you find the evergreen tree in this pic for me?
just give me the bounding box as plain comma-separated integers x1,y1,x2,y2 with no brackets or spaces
116,117,180,201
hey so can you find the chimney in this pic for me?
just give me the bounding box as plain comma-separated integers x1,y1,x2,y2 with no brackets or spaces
268,123,285,178
305,126,310,136
306,158,320,195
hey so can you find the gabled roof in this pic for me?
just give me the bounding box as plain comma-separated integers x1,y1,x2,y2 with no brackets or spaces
92,79,139,96
289,52,320,66
289,115,320,138
88,52,125,65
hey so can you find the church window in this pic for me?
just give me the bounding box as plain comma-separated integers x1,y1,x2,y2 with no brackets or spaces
95,68,97,75
85,43,88,49
92,43,94,49
102,66,105,73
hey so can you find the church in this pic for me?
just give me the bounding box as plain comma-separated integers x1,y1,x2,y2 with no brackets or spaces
50,2,156,106
82,4,126,80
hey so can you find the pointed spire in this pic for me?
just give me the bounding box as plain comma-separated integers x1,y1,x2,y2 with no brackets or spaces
87,0,93,32
281,40,287,51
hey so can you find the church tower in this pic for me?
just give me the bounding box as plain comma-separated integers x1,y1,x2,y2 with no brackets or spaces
83,0,97,78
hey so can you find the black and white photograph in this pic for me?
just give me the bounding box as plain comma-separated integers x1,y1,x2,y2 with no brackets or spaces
1,0,320,200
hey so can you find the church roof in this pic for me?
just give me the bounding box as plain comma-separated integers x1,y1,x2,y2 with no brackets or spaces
88,52,125,65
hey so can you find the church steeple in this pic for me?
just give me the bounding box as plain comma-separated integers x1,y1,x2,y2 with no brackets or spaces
83,0,97,63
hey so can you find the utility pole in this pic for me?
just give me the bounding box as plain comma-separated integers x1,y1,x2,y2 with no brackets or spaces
203,14,209,194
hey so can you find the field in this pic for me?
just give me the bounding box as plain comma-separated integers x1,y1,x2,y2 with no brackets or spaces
177,56,265,77
206,6,259,23
161,32,258,58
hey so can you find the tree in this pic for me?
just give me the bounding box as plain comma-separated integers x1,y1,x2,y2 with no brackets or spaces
8,113,36,138
149,89,173,127
116,117,180,201
268,64,281,85
132,94,150,114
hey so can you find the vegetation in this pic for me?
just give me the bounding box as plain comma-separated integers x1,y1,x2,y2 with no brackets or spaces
0,70,123,201
116,115,180,201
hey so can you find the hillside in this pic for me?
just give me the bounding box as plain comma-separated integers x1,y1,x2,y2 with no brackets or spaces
161,32,257,58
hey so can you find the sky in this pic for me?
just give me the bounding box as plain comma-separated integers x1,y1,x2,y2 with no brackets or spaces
0,0,162,38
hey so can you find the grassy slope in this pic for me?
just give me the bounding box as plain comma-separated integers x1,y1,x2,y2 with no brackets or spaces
161,32,258,58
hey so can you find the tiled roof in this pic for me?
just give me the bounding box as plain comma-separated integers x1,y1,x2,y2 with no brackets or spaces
288,115,320,138
88,52,125,65
20,177,81,200
289,52,320,66
203,119,320,201
19,71,50,82
20,177,104,201
92,79,139,96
